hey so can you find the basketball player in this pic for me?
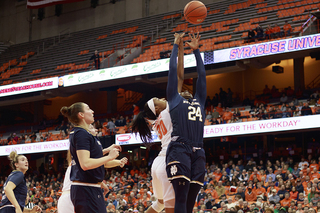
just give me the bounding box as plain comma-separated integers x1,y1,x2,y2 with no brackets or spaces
166,32,207,213
131,33,187,213
0,151,42,213
57,124,127,213
60,103,121,213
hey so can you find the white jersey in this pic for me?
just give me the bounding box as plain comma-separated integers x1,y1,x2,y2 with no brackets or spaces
152,104,172,156
62,166,72,192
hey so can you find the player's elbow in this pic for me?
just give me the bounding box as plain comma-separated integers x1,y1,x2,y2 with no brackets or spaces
79,162,91,171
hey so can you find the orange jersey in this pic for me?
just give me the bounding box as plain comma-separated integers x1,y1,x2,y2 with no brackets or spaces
290,191,298,200
283,23,292,32
245,191,257,202
310,172,320,181
254,187,266,196
310,164,319,171
280,198,293,207
249,174,261,181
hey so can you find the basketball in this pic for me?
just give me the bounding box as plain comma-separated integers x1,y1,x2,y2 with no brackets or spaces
184,1,207,25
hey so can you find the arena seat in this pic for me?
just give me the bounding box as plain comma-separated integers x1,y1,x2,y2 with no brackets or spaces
0,0,317,85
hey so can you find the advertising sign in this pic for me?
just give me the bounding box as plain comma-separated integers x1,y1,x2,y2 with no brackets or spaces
0,77,59,97
63,53,204,87
115,115,320,145
211,33,320,64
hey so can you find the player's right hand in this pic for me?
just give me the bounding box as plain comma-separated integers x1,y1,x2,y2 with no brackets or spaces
108,148,119,159
174,33,185,45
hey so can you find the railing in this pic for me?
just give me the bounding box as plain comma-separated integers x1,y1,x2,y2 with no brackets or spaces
307,73,320,89
301,13,317,35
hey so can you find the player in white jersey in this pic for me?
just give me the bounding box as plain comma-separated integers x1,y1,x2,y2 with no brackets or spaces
131,33,192,213
57,151,73,213
57,124,127,213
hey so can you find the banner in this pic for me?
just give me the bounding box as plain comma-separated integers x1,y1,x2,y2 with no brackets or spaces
212,33,320,64
115,115,320,145
27,0,85,9
0,77,58,97
0,140,69,156
63,53,204,87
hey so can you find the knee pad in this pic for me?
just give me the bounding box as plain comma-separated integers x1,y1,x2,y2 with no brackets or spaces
152,199,165,212
164,199,175,209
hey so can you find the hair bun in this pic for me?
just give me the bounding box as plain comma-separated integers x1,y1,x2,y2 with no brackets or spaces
60,106,69,117
9,150,18,161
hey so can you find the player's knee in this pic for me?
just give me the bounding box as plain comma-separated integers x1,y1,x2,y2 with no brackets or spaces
152,199,165,212
164,199,175,208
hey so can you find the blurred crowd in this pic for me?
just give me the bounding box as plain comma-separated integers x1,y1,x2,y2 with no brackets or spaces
1,155,320,213
1,86,320,146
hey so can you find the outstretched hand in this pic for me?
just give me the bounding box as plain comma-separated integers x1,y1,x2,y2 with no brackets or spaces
186,31,201,51
174,33,185,45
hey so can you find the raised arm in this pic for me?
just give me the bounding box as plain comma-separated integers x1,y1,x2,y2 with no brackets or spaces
167,33,183,108
186,32,207,107
177,33,185,93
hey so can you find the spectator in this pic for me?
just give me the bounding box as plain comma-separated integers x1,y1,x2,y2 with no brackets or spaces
227,88,233,107
280,94,288,104
206,96,212,108
246,187,257,202
222,108,233,122
256,25,264,40
302,103,312,116
215,181,225,198
265,25,272,40
280,192,292,206
296,179,304,193
206,111,213,120
211,117,220,125
212,108,220,119
247,28,256,43
88,50,101,69
283,21,292,36
233,108,241,118
197,187,207,203
272,24,281,38
115,116,126,127
106,118,117,135
269,189,280,203
311,192,320,206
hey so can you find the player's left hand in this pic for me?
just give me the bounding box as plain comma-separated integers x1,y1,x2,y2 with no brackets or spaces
186,31,201,51
101,182,110,196
119,157,128,168
31,205,42,213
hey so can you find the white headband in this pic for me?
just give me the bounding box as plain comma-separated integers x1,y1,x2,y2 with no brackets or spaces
147,99,156,116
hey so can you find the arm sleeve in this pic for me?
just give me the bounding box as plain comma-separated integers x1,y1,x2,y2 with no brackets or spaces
167,44,181,109
194,49,207,108
89,55,94,60
74,129,92,151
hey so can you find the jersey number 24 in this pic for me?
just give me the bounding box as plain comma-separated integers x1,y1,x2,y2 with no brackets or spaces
188,106,203,122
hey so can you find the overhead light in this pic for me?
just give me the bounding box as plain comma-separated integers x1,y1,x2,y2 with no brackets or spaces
140,146,146,149
128,150,132,153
